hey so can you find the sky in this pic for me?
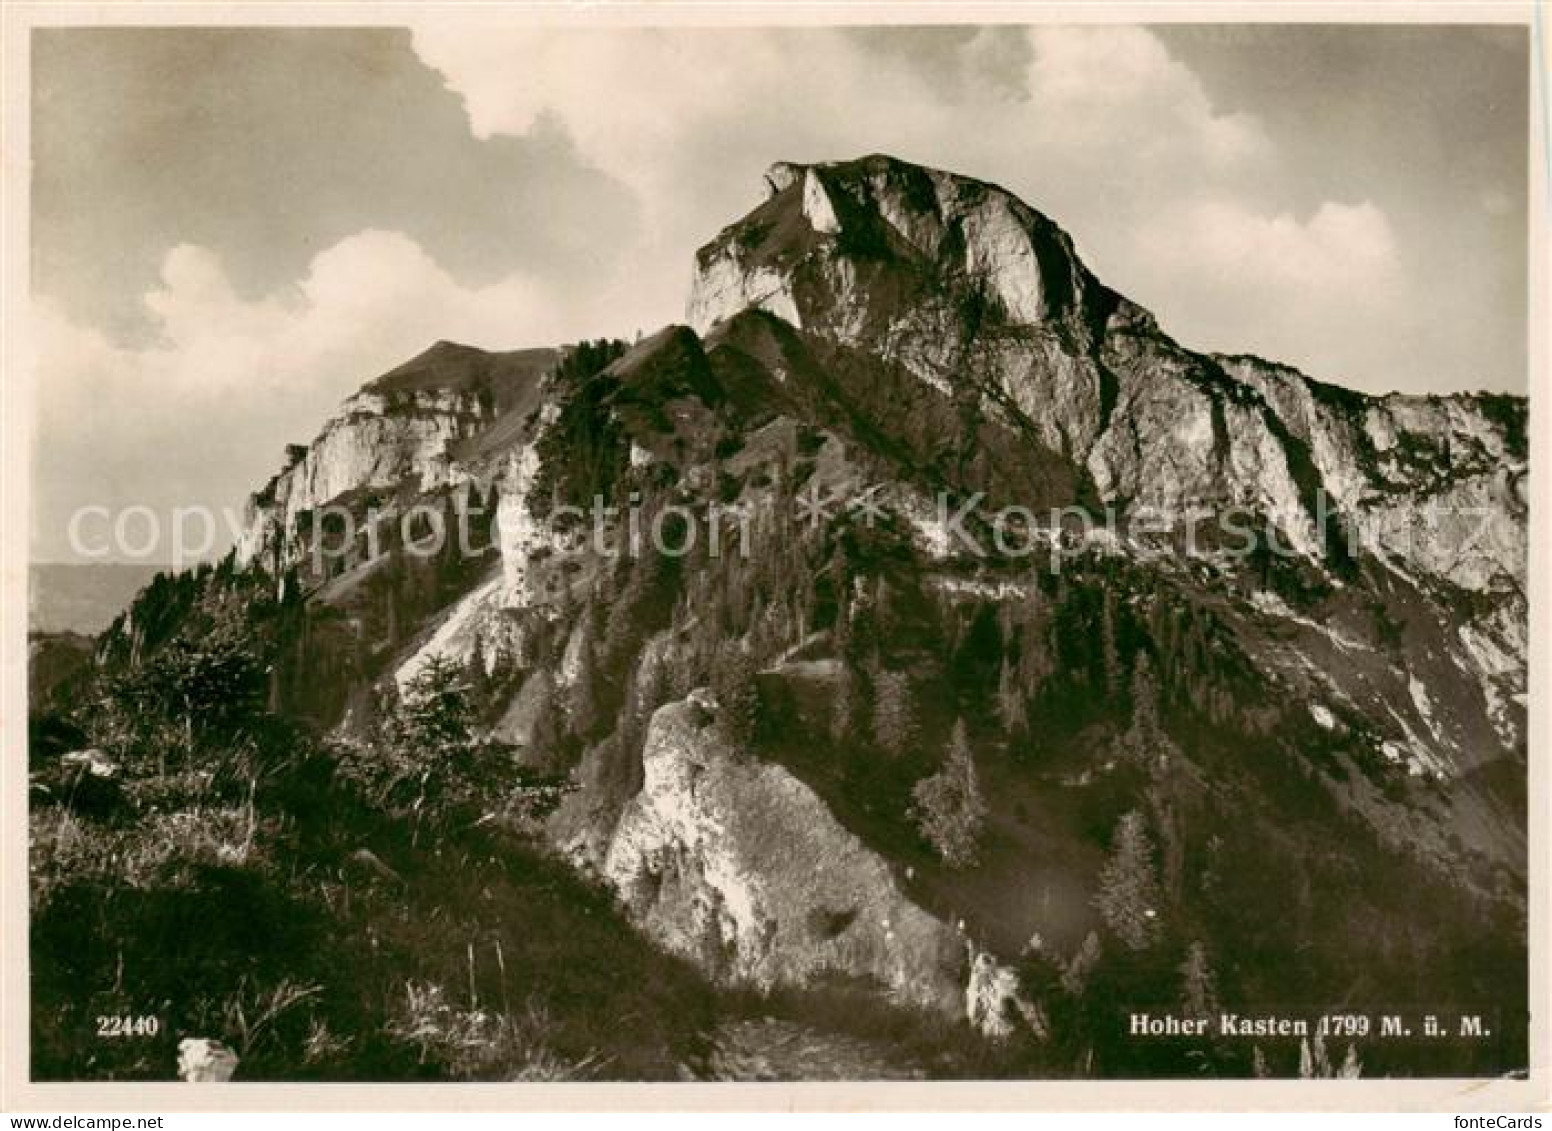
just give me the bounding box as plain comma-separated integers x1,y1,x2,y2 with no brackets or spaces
29,23,1530,563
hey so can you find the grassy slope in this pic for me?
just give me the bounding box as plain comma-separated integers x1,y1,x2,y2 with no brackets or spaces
29,748,722,1081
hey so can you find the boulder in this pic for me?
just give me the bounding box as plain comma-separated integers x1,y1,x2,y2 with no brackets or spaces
602,694,966,1016
176,1038,239,1082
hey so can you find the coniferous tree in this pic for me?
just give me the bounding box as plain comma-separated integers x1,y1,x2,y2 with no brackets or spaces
602,549,667,671
1130,651,1160,740
619,645,668,756
1101,589,1122,698
871,575,896,640
832,590,855,661
871,669,916,753
1179,941,1218,1020
1018,613,1054,699
1061,930,1103,997
910,719,988,867
526,672,565,770
1299,1034,1362,1079
1148,784,1187,906
355,653,495,843
105,610,268,773
711,645,760,749
464,642,493,716
1094,810,1162,950
1251,1046,1271,1079
996,654,1028,738
1118,651,1179,772
567,607,602,739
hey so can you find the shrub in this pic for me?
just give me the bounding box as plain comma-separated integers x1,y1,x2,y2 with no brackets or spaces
339,655,509,842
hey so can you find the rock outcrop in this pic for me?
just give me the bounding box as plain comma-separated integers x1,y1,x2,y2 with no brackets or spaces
603,694,966,1016
677,156,1527,790
1218,354,1526,592
236,342,556,575
966,950,1046,1041
688,156,1525,596
176,1038,239,1083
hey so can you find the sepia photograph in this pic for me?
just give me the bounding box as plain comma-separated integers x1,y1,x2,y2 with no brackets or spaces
2,2,1544,1114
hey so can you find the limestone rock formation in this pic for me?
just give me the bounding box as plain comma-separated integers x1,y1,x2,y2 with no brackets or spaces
603,695,966,1016
688,156,1524,596
966,950,1046,1040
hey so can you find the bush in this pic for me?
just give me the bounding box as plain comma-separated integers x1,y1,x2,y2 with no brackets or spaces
338,655,512,842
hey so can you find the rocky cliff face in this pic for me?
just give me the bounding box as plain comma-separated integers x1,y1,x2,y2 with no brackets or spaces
236,389,475,571
601,694,967,1016
1218,354,1526,592
150,154,1526,1067
681,155,1526,780
689,156,1525,597
236,341,556,576
689,157,1104,341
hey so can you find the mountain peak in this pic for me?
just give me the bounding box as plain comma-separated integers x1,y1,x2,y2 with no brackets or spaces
760,153,933,195
365,340,558,402
689,153,1108,340
368,339,491,392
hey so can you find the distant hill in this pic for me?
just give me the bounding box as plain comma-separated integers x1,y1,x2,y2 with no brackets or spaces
30,562,164,635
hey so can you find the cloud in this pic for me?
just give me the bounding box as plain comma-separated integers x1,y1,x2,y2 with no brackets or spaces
1167,197,1399,295
410,24,1268,217
1128,197,1405,381
413,24,1466,393
409,23,1413,385
1020,27,1266,168
31,230,596,561
31,28,641,347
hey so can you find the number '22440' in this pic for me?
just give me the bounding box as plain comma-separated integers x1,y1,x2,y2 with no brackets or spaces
96,1015,160,1038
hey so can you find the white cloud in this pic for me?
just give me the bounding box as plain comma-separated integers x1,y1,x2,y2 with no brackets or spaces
411,25,1268,206
1175,198,1399,288
1021,27,1266,168
1129,197,1405,380
31,230,595,561
408,23,1412,386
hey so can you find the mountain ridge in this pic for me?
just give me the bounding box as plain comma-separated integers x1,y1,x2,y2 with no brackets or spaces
73,153,1528,1077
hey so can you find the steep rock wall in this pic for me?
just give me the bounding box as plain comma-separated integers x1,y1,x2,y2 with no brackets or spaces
686,157,1525,595
602,695,967,1016
236,389,484,572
